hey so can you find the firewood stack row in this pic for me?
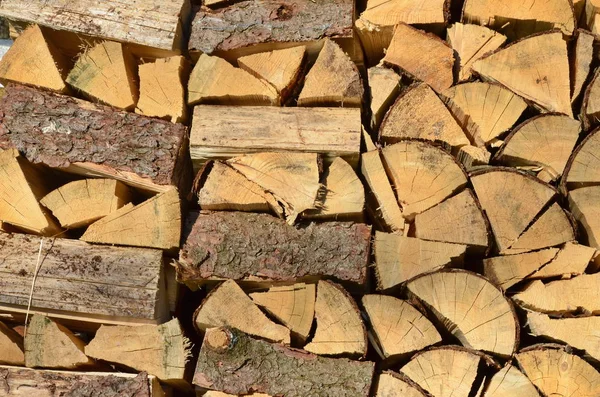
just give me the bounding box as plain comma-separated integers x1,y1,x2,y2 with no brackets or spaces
0,0,599,396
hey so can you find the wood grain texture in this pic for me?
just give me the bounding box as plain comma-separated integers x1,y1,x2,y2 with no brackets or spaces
484,365,540,397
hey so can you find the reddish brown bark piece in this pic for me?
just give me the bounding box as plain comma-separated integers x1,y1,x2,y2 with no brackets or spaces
178,211,371,290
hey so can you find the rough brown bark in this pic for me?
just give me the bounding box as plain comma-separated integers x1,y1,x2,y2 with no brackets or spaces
178,211,371,290
0,83,192,194
194,327,374,396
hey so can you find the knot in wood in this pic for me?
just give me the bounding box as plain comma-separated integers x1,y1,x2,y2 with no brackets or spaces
206,328,234,353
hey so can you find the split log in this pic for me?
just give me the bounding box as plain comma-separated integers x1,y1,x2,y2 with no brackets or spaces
407,270,518,357
0,24,69,92
379,83,469,148
193,279,290,344
472,31,572,117
24,315,93,370
177,212,371,291
581,68,600,131
494,114,581,182
483,365,541,397
529,242,596,279
446,23,506,82
367,66,401,131
579,0,600,34
363,295,441,360
193,327,375,396
81,188,181,251
375,372,429,397
564,129,600,189
0,322,24,365
441,82,527,146
374,233,467,290
483,248,560,290
383,23,454,93
571,30,594,104
40,179,132,229
457,145,491,171
568,186,600,248
0,84,191,195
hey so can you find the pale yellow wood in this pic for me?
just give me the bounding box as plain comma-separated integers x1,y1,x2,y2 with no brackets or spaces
568,186,600,249
85,318,189,381
0,321,24,366
484,365,541,397
483,248,559,290
368,66,401,130
40,179,131,229
530,242,596,279
582,69,600,130
204,392,270,397
0,25,68,92
380,83,469,147
572,31,594,103
457,145,491,171
136,56,189,123
66,41,138,110
407,271,517,357
81,187,181,250
25,315,93,369
362,128,377,152
374,232,467,290
376,372,427,397
249,283,315,342
447,23,507,81
195,279,290,344
473,32,572,117
363,295,441,359
188,54,279,106
304,280,366,357
355,20,395,66
583,0,600,35
565,130,600,185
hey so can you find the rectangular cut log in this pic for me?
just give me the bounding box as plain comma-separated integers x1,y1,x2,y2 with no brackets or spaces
0,233,168,328
0,84,192,195
178,211,371,291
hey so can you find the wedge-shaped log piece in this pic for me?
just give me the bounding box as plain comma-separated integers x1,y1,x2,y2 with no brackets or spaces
457,145,491,171
513,274,600,314
136,55,189,123
250,283,315,342
195,328,374,396
462,0,575,38
368,67,401,130
81,188,181,251
407,270,518,357
379,84,469,147
0,149,61,236
85,318,189,382
441,82,527,145
376,372,429,397
304,280,366,357
471,168,556,252
194,279,290,344
564,129,600,188
495,114,580,182
0,84,191,194
473,32,572,117
0,321,24,365
413,190,490,250
517,345,600,396
447,23,506,82
383,23,453,93
572,30,594,104
382,141,468,218
363,295,441,360
484,365,541,397
581,68,600,131
0,25,69,92
568,186,600,248
40,179,131,229
529,242,596,279
374,233,467,289
25,315,93,370
483,248,559,290
298,39,363,107
178,212,371,291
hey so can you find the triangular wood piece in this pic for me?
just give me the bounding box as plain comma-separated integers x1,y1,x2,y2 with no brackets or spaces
0,321,24,365
297,39,363,107
407,270,518,357
472,32,572,117
413,189,490,251
188,54,279,106
564,130,600,188
376,372,429,397
0,25,69,92
194,279,290,344
249,283,315,342
470,168,556,252
362,128,377,152
25,315,93,369
238,46,305,102
0,149,61,236
568,186,600,248
379,83,470,147
495,114,581,182
81,187,181,250
571,30,594,104
66,41,138,110
374,233,467,290
304,280,367,357
581,68,600,130
40,179,132,229
382,140,468,218
383,23,454,93
447,23,507,81
227,152,320,224
529,242,596,279
85,318,189,382
368,66,401,130
513,274,600,314
136,56,190,123
363,295,441,360
457,145,491,171
441,82,527,145
483,248,559,290
484,365,541,397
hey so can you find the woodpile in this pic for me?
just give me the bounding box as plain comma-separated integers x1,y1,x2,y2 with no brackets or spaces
2,0,600,396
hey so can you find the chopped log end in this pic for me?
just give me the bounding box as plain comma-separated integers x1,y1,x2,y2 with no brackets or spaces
530,242,596,279
0,321,24,366
368,66,401,130
205,328,233,352
375,371,429,397
483,248,560,290
582,68,600,131
483,365,540,397
571,30,594,104
457,145,491,171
